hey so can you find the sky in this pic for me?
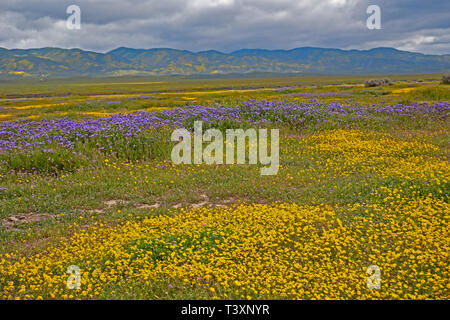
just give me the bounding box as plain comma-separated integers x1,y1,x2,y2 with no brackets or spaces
0,0,449,55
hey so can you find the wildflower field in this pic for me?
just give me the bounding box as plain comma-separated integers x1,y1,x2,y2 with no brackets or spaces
0,74,449,300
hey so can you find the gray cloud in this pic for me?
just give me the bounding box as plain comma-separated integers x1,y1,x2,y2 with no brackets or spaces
0,0,448,54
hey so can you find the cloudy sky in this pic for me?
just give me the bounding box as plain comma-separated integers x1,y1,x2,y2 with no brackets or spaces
0,0,449,54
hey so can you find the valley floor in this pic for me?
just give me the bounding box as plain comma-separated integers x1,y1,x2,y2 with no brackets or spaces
0,75,448,299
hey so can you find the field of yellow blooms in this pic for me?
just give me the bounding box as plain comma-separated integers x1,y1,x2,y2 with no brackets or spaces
1,196,448,300
0,77,449,300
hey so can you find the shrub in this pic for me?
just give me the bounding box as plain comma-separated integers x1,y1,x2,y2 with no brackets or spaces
364,79,393,87
442,74,450,84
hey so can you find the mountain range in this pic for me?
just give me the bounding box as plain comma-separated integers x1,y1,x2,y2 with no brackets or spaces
1,46,449,78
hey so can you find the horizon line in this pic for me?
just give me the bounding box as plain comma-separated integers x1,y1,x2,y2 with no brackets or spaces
1,46,449,56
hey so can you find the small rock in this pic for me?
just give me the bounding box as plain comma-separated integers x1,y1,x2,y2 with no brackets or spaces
104,199,129,207
136,203,160,209
191,201,208,209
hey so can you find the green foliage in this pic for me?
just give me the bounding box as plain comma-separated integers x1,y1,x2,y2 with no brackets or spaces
126,227,233,265
0,145,90,175
1,47,450,78
401,85,450,104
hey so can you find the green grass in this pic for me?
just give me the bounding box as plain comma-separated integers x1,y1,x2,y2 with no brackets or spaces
401,85,450,104
0,73,444,122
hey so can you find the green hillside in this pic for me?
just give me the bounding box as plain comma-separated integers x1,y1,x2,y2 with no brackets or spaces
1,46,449,78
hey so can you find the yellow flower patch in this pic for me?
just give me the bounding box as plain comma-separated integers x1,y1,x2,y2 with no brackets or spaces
1,198,448,300
293,129,449,183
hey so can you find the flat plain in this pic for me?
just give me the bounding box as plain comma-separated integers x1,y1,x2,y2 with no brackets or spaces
0,74,448,299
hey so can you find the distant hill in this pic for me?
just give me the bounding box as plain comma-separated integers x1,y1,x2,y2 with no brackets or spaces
1,46,449,78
